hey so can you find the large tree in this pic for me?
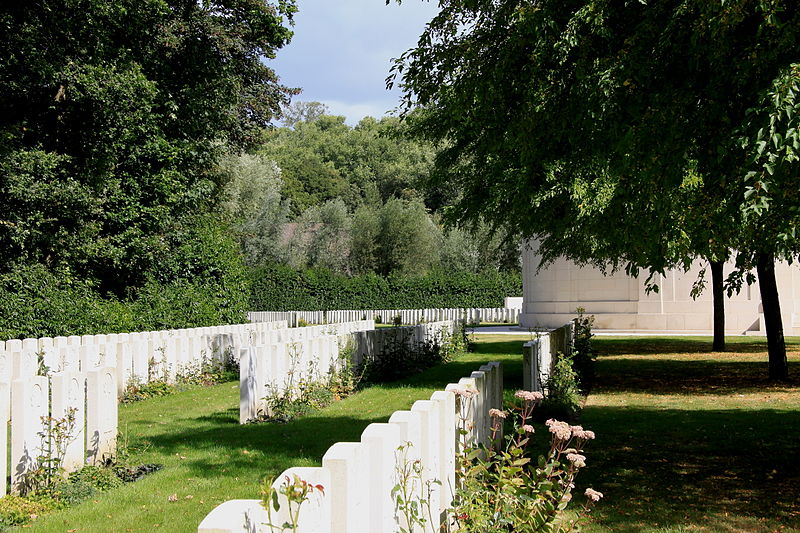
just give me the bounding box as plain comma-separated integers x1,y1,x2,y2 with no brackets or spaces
392,0,800,379
0,0,297,294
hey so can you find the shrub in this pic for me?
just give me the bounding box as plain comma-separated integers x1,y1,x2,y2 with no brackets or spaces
450,390,602,531
360,326,461,384
541,352,582,420
52,480,96,507
572,308,597,390
68,466,123,491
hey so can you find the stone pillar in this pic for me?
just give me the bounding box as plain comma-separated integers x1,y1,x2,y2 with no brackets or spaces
51,372,86,472
10,339,38,379
0,347,11,422
322,442,367,533
86,368,117,465
239,348,261,424
11,376,48,492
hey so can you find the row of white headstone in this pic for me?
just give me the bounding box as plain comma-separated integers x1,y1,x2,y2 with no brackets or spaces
0,320,290,497
199,361,503,533
0,320,290,398
248,307,520,327
239,320,376,423
0,367,118,496
522,321,576,392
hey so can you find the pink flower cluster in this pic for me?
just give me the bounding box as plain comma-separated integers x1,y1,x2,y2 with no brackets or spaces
514,390,544,402
545,419,572,441
521,424,535,434
585,488,603,502
452,388,478,399
570,425,595,440
489,408,507,419
566,453,586,468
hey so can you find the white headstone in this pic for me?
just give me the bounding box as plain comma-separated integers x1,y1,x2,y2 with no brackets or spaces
86,368,117,465
51,372,86,472
361,423,402,532
11,376,48,492
267,467,331,532
322,442,367,533
197,499,264,533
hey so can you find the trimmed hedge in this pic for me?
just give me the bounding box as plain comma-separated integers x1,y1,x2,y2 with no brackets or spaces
0,265,248,341
249,264,522,311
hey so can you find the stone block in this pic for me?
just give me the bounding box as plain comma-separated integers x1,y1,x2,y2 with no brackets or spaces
11,376,48,492
267,466,331,532
410,401,441,530
322,442,367,533
86,368,117,465
197,499,265,533
361,423,402,532
51,372,85,472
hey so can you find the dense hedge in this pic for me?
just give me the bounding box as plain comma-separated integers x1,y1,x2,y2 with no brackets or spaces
0,266,249,342
249,264,522,311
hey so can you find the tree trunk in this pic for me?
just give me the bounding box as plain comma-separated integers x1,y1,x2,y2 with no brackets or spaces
710,260,726,352
756,252,789,381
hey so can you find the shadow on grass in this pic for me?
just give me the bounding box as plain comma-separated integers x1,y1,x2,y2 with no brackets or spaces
594,336,800,357
140,340,524,480
594,358,800,395
578,405,800,532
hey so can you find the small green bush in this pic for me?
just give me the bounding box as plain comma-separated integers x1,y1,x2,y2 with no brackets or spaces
572,308,597,390
68,466,123,491
541,352,582,420
52,480,96,506
121,378,176,404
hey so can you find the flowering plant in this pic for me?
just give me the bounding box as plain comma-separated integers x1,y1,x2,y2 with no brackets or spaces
261,474,325,532
450,390,602,531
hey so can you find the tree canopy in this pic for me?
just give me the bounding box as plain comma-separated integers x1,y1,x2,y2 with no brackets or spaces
393,0,800,378
0,0,297,294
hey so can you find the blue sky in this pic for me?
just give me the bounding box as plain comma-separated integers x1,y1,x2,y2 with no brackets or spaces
269,0,440,125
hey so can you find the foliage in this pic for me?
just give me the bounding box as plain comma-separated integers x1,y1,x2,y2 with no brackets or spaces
121,378,176,404
391,0,800,378
542,353,582,421
0,495,57,529
0,247,248,341
360,325,463,384
451,391,601,531
259,110,435,214
0,0,297,295
262,474,325,533
25,408,79,495
249,264,521,311
68,466,123,492
257,344,357,423
572,308,596,391
392,442,439,533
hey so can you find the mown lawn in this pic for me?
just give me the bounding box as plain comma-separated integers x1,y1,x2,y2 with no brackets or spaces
580,336,800,533
27,335,527,532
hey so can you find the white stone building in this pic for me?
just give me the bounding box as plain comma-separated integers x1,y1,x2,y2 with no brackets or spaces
519,242,800,334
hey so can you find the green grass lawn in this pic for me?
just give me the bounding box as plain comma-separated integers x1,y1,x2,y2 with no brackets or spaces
27,335,527,532
579,336,800,533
